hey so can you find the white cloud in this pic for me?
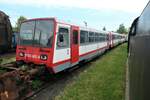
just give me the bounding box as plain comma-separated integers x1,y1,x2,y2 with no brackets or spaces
0,0,149,13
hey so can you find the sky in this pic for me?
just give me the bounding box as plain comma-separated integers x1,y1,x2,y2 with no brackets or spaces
0,0,149,31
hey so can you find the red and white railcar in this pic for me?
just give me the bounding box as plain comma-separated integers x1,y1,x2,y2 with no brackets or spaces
16,18,126,73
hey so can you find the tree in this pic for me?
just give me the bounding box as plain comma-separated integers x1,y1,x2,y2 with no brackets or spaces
102,26,106,31
116,24,128,34
12,27,17,32
15,16,27,32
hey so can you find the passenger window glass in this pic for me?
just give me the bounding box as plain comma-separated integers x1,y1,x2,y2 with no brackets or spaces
103,34,106,41
35,20,54,47
99,33,103,42
80,30,88,44
57,27,69,49
95,33,99,42
89,32,95,43
73,30,78,44
98,33,101,42
34,29,40,45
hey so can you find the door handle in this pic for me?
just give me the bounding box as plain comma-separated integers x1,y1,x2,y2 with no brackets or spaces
67,49,69,55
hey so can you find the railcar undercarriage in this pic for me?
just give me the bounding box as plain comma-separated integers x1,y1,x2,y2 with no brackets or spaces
0,61,46,100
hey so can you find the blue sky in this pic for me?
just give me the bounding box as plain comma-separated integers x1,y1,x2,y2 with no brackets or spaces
0,0,149,31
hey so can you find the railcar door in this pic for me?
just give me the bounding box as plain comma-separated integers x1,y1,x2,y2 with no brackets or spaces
109,32,113,48
71,26,79,65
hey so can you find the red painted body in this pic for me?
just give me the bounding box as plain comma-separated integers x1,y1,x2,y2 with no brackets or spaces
16,17,126,74
16,46,52,66
16,18,56,71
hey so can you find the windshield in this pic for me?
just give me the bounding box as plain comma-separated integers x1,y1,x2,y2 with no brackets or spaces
19,20,54,47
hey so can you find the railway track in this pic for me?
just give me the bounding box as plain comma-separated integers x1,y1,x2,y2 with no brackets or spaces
28,55,105,100
29,63,93,100
26,48,114,100
0,48,111,100
0,61,48,100
0,59,94,100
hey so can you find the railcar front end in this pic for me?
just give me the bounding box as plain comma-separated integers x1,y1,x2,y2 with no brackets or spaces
16,18,56,72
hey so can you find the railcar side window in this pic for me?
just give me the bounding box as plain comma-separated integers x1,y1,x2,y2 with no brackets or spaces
97,33,101,42
89,32,95,43
99,33,104,42
104,34,107,41
101,34,105,41
80,30,88,44
95,33,99,42
57,27,69,49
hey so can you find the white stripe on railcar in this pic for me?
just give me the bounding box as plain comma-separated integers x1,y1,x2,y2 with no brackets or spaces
79,42,107,56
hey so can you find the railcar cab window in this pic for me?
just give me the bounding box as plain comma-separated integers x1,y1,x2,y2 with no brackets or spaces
20,21,34,45
34,20,54,47
19,20,54,47
57,27,69,49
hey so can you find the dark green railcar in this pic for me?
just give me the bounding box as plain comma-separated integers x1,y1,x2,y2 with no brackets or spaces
0,10,12,52
128,1,150,100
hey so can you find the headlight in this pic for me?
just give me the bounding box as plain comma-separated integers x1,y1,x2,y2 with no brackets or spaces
40,55,48,61
19,52,24,57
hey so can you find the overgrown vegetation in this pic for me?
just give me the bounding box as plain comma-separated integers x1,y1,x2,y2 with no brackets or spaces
13,16,27,32
55,44,127,100
117,24,128,34
0,57,15,65
0,68,7,74
31,79,43,90
0,56,16,73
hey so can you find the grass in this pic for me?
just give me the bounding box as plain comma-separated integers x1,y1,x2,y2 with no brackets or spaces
0,56,15,65
0,55,16,73
55,44,127,100
31,79,43,90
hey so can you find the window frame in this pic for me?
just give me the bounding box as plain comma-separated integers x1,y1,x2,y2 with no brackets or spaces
56,25,70,49
19,20,54,48
89,31,95,43
80,30,89,45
